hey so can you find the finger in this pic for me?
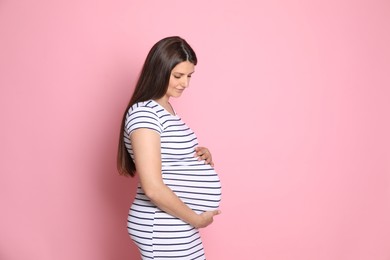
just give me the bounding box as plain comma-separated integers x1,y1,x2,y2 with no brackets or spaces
196,152,208,160
195,146,202,151
209,159,214,166
195,146,205,152
199,151,207,158
213,210,221,215
194,148,206,157
205,157,213,164
194,151,203,158
205,154,212,162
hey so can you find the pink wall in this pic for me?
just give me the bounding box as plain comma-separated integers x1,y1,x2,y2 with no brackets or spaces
1,1,389,259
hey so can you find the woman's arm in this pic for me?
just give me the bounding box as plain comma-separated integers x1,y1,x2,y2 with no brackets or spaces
131,128,220,228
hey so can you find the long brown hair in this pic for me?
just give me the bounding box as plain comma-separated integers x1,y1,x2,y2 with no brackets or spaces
117,36,198,177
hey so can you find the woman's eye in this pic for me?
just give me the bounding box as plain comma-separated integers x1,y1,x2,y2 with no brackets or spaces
173,74,192,79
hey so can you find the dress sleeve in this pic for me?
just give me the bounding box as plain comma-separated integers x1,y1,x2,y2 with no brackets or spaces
125,106,163,136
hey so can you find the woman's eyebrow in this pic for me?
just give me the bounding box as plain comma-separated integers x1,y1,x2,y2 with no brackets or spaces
173,71,195,75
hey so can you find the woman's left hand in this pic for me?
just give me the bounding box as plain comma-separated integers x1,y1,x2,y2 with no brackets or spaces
194,146,214,167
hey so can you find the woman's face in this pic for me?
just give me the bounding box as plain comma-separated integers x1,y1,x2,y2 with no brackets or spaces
165,61,195,99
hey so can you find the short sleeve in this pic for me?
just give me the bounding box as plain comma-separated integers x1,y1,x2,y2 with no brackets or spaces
125,106,163,136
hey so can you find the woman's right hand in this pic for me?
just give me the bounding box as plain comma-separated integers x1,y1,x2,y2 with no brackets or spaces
194,210,221,228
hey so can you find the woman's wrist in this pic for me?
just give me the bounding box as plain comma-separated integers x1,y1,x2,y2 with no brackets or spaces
189,213,202,228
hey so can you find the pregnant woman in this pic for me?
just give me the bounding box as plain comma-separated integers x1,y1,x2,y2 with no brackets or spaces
117,36,222,260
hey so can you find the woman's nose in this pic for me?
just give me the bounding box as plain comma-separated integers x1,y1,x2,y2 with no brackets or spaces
181,77,189,87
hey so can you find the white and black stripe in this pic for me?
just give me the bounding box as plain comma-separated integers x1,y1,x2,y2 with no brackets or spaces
124,100,222,260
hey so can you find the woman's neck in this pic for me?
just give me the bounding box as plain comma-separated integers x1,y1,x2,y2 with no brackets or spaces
154,97,175,115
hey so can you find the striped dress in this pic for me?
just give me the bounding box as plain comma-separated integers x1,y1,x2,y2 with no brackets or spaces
124,100,222,260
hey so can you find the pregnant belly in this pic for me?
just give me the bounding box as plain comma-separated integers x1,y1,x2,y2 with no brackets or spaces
162,162,222,213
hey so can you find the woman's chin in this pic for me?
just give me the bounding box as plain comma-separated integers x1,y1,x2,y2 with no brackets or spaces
173,93,183,98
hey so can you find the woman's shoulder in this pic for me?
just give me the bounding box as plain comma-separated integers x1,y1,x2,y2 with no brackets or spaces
125,100,164,134
127,100,162,118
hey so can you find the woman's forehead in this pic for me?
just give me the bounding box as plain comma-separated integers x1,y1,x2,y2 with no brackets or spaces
172,61,195,73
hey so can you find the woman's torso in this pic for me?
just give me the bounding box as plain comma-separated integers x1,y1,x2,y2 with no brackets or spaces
125,100,221,212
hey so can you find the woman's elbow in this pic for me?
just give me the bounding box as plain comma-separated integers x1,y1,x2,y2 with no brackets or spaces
143,184,163,201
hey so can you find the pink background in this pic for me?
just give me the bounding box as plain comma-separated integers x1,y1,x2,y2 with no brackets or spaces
1,0,389,259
